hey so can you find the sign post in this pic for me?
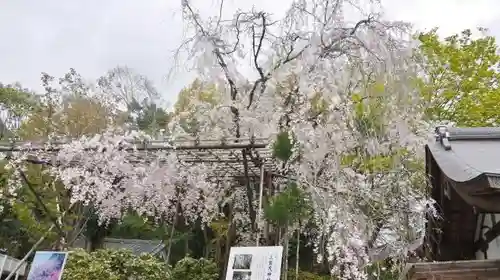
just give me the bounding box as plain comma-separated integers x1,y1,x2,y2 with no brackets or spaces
225,246,283,280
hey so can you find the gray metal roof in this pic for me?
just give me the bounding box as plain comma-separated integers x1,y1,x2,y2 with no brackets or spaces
72,237,165,256
427,126,500,183
102,238,165,256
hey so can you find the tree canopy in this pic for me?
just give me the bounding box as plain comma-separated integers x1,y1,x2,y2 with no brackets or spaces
418,28,500,126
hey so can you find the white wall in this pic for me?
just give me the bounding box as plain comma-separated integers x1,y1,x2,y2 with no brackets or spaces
475,213,500,259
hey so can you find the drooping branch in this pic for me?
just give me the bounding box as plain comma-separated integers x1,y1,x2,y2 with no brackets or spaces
182,1,241,138
242,148,257,231
18,168,66,238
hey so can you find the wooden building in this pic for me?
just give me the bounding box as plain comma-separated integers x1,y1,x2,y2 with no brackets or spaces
403,126,500,280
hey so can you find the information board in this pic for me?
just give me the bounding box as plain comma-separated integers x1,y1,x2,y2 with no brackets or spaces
225,246,283,280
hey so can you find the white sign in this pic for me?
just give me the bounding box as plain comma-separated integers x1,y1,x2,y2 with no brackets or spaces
225,246,283,280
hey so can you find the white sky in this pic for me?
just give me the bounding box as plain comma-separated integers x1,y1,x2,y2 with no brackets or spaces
1,0,500,106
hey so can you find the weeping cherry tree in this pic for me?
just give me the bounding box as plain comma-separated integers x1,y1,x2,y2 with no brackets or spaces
174,0,436,278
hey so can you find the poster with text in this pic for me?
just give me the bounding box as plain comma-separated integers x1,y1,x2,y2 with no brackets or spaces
26,251,69,280
225,246,283,280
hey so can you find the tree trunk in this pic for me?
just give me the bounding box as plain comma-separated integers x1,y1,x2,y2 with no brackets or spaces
166,199,180,264
241,151,257,232
203,226,210,258
215,237,222,265
264,173,273,245
222,204,234,280
179,205,189,258
282,225,289,280
276,227,280,245
52,180,66,250
184,236,189,257
295,226,300,280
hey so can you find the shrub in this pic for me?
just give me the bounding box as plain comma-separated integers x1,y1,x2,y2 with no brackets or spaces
287,270,331,280
62,248,168,280
170,256,219,280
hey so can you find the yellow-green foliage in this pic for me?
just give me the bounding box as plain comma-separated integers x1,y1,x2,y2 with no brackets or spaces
286,270,331,280
418,28,500,126
63,248,168,280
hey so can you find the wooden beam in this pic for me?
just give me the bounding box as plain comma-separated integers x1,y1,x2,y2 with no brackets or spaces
402,259,500,280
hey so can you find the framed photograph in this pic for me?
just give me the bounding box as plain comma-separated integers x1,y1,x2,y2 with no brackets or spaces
232,271,252,280
26,251,69,280
232,254,253,270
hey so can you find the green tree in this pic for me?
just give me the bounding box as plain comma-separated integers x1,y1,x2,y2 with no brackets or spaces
170,256,219,280
0,83,38,137
0,83,41,257
173,79,220,136
97,66,171,135
109,212,168,240
19,70,116,140
265,183,312,280
418,28,500,126
0,70,114,256
127,98,172,135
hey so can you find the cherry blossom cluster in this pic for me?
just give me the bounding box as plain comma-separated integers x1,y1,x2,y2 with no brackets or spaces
4,130,223,225
178,0,435,277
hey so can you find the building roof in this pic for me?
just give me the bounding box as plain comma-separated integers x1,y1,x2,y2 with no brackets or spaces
427,126,500,183
102,238,165,256
72,237,165,257
426,126,500,212
423,126,500,262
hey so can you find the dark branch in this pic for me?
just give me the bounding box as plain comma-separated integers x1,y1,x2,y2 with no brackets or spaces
247,13,267,108
18,169,66,238
183,1,241,138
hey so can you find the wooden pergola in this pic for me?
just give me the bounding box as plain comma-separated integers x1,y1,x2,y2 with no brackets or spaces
0,136,279,178
0,136,283,279
0,136,281,243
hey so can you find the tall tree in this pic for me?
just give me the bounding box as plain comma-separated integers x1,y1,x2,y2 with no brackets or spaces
172,79,220,136
0,83,37,137
127,98,172,135
98,66,160,110
418,28,500,126
178,0,432,278
3,69,119,255
19,70,115,140
97,65,170,135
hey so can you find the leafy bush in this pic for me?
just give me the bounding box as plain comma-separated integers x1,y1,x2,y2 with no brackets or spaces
287,270,331,280
170,256,219,280
62,248,168,280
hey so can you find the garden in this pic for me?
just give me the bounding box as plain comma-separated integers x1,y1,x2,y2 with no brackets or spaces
1,0,500,279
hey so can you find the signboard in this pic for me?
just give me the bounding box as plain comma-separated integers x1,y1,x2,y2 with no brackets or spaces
26,251,69,280
225,246,283,280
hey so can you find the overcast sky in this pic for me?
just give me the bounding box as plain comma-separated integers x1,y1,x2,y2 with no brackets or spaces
1,0,500,107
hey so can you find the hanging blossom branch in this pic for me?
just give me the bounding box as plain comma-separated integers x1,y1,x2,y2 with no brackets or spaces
177,0,435,278
3,131,223,225
176,0,411,139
